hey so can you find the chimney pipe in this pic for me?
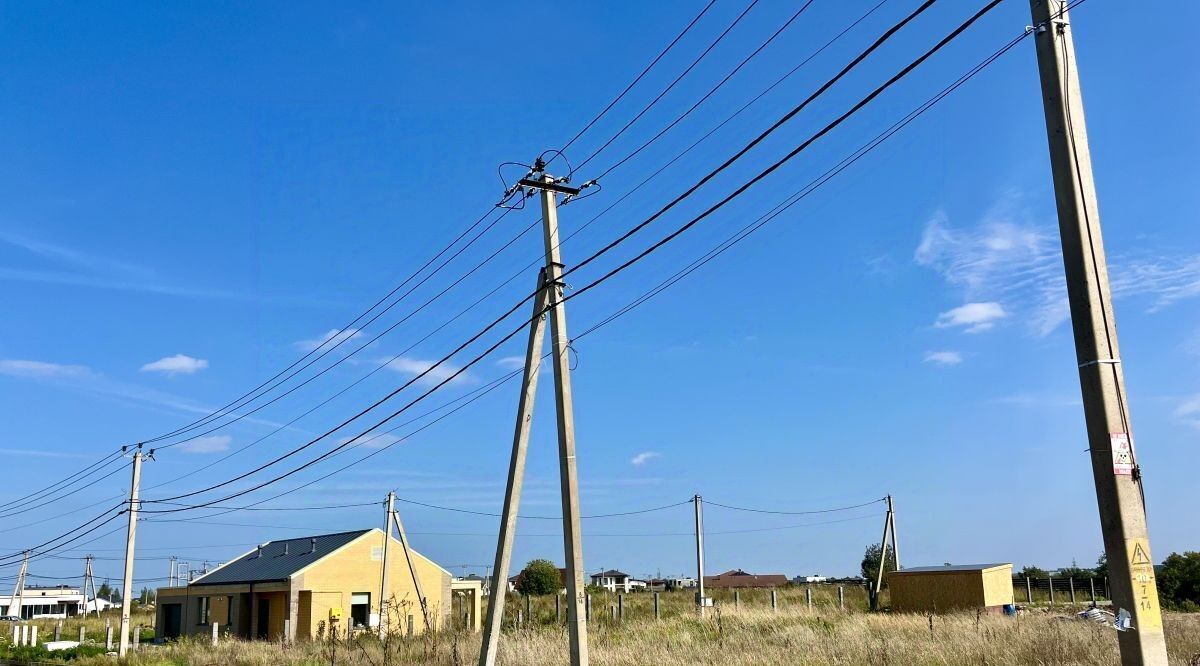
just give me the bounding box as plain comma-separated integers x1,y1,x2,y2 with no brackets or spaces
283,543,289,556
256,545,263,559
309,538,317,554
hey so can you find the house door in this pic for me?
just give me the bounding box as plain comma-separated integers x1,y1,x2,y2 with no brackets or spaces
162,604,182,639
256,598,270,639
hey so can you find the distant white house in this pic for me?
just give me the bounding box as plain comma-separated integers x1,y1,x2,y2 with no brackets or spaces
794,575,829,584
590,570,635,593
0,586,87,619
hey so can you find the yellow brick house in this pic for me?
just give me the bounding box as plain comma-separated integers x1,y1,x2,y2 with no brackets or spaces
155,528,464,641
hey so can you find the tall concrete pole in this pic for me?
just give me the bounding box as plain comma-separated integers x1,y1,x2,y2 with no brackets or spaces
872,504,892,611
1029,2,1166,663
694,495,706,617
85,556,99,617
118,448,143,657
9,552,28,621
379,491,394,637
391,509,429,630
478,270,551,666
887,495,900,570
539,173,589,666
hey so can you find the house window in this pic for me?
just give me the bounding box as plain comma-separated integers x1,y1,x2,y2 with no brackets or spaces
226,596,234,625
350,593,370,628
198,597,210,625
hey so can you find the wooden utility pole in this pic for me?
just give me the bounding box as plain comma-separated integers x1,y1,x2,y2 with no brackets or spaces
694,494,706,617
479,165,589,666
1028,2,1167,663
379,491,395,637
118,447,144,657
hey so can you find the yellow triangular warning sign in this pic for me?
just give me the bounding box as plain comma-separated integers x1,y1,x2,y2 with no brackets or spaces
1131,542,1151,566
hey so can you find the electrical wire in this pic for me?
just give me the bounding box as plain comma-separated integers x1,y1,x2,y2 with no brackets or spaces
591,0,818,181
554,0,720,163
569,0,763,175
703,497,887,515
130,0,1006,517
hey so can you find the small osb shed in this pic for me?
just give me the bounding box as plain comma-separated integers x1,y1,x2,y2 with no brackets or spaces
888,563,1014,613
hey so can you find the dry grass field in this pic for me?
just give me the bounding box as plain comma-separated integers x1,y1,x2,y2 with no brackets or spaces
5,590,1199,665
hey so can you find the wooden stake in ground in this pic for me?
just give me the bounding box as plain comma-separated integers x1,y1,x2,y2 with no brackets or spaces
1028,2,1167,663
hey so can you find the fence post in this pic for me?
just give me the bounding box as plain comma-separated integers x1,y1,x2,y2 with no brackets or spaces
105,625,113,650
55,622,62,641
1104,576,1109,600
525,595,532,624
132,625,140,650
838,586,845,610
806,587,813,610
78,625,86,642
585,594,591,622
407,614,414,637
1089,578,1096,603
1025,577,1033,603
733,589,740,607
618,594,624,622
1048,576,1055,605
9,625,16,646
609,605,616,622
212,622,219,646
30,625,38,646
1069,577,1076,604
555,594,561,624
516,610,522,628
654,592,660,620
21,624,28,646
771,589,778,611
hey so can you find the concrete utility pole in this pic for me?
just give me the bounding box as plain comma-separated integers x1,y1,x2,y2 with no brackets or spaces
887,495,900,570
390,509,429,630
379,491,395,637
1028,2,1166,663
9,552,29,621
479,269,551,665
82,556,99,617
118,446,144,657
478,165,589,666
871,497,896,611
694,495,706,617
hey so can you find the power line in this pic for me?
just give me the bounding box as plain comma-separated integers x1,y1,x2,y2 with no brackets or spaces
703,497,887,515
570,0,762,176
590,0,819,181
555,0,720,162
129,0,1004,517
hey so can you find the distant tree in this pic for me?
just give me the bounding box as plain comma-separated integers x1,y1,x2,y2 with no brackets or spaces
861,543,896,586
1058,559,1096,579
97,582,121,602
1157,551,1200,611
515,559,561,596
1094,553,1108,578
1019,565,1049,579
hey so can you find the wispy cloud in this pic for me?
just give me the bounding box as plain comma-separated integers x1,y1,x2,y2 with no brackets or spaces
495,356,525,370
0,447,93,460
923,351,963,366
916,195,1200,337
0,359,92,379
934,302,1006,333
294,328,363,352
630,451,661,467
0,231,258,301
1174,395,1200,430
140,354,209,376
384,356,472,386
177,435,232,454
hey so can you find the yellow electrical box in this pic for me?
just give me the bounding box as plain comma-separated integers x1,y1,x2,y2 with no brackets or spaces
329,607,343,621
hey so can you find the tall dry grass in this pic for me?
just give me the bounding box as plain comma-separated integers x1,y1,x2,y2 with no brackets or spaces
29,603,1198,665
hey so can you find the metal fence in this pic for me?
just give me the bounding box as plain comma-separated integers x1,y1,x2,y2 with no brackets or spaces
1012,576,1109,605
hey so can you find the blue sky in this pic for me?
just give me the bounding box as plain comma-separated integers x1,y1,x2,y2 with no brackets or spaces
1,1,1197,589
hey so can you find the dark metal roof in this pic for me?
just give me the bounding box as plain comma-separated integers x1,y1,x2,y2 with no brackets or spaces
190,530,372,586
891,563,1011,574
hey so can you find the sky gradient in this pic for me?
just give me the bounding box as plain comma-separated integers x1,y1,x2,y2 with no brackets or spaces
1,0,1197,590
